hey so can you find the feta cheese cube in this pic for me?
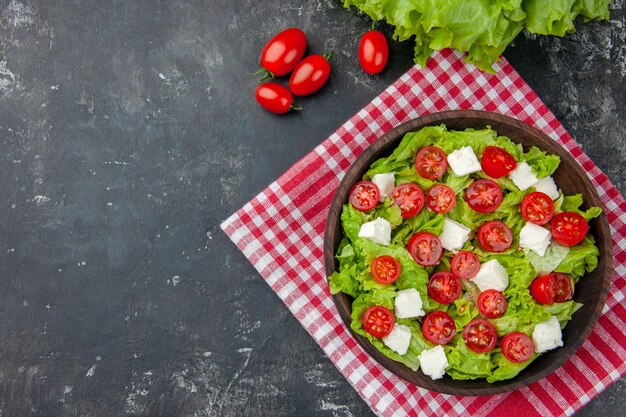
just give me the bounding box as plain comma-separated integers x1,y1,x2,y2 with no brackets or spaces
534,176,560,200
382,324,412,355
439,217,472,252
520,222,551,257
371,173,395,202
394,288,425,319
358,218,392,246
471,259,509,292
509,162,540,191
447,146,482,177
532,316,563,353
418,345,449,380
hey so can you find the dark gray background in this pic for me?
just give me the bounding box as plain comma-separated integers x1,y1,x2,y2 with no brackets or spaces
0,0,624,416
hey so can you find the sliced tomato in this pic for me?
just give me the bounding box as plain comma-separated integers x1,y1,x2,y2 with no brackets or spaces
481,146,517,178
422,311,456,345
391,183,424,218
530,272,573,305
362,306,394,338
463,318,498,354
551,211,589,247
427,184,456,213
349,181,380,212
407,232,443,266
370,255,401,285
477,289,508,319
415,146,448,180
521,192,555,225
450,251,480,279
428,272,462,304
466,179,503,213
477,221,513,253
501,332,534,363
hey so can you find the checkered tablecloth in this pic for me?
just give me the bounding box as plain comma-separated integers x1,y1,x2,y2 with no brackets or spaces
220,49,626,417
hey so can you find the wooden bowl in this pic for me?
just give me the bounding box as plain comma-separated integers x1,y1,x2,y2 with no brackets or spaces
324,110,612,395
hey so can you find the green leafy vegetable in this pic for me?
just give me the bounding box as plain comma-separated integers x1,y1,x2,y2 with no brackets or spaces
342,0,610,72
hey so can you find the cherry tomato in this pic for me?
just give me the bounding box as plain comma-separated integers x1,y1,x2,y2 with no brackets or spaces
481,146,517,178
258,28,307,79
370,255,401,285
466,179,503,213
463,318,498,354
428,272,462,305
450,251,480,279
289,53,332,96
422,311,456,345
362,305,395,338
349,181,380,212
501,332,534,363
551,211,589,247
427,184,456,213
477,221,513,252
358,30,388,75
477,289,508,319
391,183,424,218
521,192,555,225
407,231,443,266
529,272,573,305
255,83,300,114
415,146,448,180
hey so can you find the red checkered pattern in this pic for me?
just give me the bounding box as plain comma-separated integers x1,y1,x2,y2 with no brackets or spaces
221,49,626,417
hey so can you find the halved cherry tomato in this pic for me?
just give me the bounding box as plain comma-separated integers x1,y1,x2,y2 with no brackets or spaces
427,184,456,213
349,181,380,212
428,272,461,304
407,231,442,266
551,211,589,247
450,251,480,279
529,272,573,305
255,83,300,114
289,53,332,96
477,221,513,252
358,30,388,75
501,332,534,363
370,255,401,285
463,318,498,354
466,179,503,213
258,28,307,79
477,289,508,319
415,146,448,180
521,192,555,225
362,305,395,338
422,311,456,345
481,146,517,178
391,183,424,218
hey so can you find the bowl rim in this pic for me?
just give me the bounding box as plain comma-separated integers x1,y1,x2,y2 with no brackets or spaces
323,109,612,396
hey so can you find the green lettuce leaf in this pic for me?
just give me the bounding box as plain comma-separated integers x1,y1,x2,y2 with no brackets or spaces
556,193,603,221
446,340,496,380
487,352,537,383
554,236,600,279
523,146,560,178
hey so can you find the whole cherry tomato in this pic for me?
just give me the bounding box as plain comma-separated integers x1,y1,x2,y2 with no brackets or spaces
289,53,332,96
358,30,388,75
257,28,307,80
255,83,300,114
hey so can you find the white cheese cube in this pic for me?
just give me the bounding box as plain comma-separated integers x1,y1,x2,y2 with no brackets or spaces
418,345,449,380
358,218,392,246
382,324,412,355
447,146,482,177
532,316,563,353
394,288,425,319
534,176,560,200
520,222,551,257
371,173,395,202
471,259,509,292
439,217,472,252
508,162,540,191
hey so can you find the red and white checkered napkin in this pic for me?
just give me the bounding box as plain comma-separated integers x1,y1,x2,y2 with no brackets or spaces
221,49,626,417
